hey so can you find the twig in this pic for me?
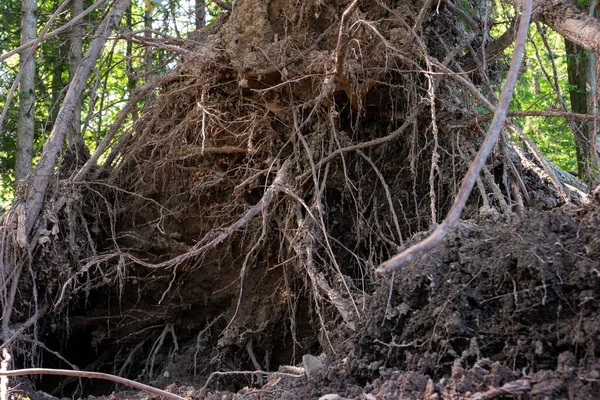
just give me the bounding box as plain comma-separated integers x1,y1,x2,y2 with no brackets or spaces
117,32,194,55
74,75,172,181
0,368,186,400
377,0,533,274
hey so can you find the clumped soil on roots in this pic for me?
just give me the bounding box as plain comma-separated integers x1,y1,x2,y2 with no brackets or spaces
5,0,600,399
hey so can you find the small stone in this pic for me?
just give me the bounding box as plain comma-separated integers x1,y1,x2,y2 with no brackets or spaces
318,395,343,400
303,354,324,378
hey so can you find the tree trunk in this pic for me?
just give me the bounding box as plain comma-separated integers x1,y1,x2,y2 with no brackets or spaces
144,6,153,73
67,0,85,153
15,0,37,181
195,0,205,29
564,40,594,180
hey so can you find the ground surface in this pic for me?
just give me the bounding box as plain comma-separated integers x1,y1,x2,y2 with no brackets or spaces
20,200,600,399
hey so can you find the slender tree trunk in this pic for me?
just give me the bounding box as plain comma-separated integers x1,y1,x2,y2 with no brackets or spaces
195,0,205,30
16,0,37,181
67,0,85,153
144,7,153,73
49,50,66,127
565,40,594,180
126,3,138,108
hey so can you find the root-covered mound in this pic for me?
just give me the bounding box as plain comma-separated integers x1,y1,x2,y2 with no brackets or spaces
195,204,600,399
3,0,599,399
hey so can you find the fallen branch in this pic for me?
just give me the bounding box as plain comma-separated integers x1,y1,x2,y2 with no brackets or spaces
0,368,185,400
378,0,533,274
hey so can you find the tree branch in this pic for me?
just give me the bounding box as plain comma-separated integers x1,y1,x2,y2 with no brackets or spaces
210,0,232,11
461,18,517,72
0,0,111,64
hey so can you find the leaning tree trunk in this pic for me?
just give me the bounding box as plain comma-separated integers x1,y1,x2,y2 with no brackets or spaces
21,0,132,241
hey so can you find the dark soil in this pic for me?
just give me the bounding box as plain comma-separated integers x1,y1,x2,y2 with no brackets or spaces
19,202,600,399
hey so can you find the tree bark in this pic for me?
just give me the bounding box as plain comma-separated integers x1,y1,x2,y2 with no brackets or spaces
565,40,595,180
195,0,205,29
144,6,153,73
15,0,37,181
67,0,85,153
21,0,132,236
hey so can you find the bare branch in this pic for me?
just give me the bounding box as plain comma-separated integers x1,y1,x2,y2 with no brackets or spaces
74,75,171,181
461,18,517,72
0,0,111,64
532,0,600,53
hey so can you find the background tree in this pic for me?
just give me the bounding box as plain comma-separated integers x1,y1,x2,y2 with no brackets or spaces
195,0,205,29
15,0,36,181
67,0,84,153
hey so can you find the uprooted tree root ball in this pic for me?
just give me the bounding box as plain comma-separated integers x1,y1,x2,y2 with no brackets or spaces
1,0,599,399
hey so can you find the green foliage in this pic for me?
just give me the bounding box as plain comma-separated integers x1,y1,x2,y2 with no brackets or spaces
0,0,20,207
510,26,578,172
